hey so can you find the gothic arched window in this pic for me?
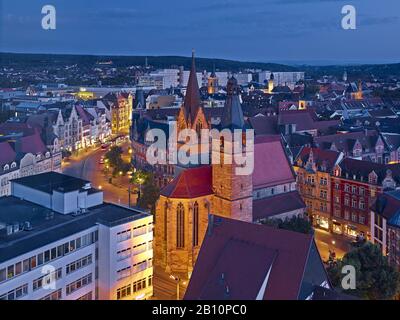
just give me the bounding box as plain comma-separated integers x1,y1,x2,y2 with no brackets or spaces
164,203,168,242
176,203,185,248
193,202,199,246
196,121,202,136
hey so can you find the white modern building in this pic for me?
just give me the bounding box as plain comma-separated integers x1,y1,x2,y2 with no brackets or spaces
0,172,153,300
258,71,305,88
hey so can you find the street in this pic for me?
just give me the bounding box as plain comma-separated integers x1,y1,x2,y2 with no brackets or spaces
62,142,137,207
314,228,353,262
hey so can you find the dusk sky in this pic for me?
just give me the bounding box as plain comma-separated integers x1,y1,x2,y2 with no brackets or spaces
1,0,399,64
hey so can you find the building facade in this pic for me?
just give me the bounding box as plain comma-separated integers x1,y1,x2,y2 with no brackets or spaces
0,172,153,300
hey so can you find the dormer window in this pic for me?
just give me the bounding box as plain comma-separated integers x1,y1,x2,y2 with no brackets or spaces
10,162,16,169
3,164,9,171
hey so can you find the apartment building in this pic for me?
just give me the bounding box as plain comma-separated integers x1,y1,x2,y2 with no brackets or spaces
0,172,153,300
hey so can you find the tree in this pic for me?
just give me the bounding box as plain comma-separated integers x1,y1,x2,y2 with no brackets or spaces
105,146,123,168
132,171,159,214
262,215,313,235
327,242,400,300
137,180,160,214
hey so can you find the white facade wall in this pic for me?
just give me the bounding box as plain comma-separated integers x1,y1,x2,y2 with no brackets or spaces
0,228,97,301
98,214,153,300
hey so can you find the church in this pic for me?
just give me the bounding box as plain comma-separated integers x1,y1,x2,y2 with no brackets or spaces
154,53,306,281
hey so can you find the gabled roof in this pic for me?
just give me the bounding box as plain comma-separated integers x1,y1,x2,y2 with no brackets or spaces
184,216,315,300
295,147,342,172
0,142,16,166
160,166,212,198
183,51,202,123
314,130,381,153
18,131,47,155
338,158,400,185
253,135,295,189
253,191,305,221
372,190,400,228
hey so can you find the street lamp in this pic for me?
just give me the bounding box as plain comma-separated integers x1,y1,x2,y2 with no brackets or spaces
169,275,186,300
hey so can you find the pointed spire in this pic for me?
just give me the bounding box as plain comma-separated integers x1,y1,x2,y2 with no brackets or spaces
220,76,245,130
183,50,201,124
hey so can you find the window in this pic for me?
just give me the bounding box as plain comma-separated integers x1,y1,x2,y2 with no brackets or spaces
133,278,147,293
40,289,62,300
344,210,350,220
117,266,131,280
352,213,357,222
66,274,92,295
164,203,168,242
33,268,62,291
77,292,92,300
176,203,185,249
117,248,131,261
344,184,350,192
66,255,92,274
344,196,350,206
117,284,131,300
352,199,357,208
193,201,199,246
0,284,28,300
117,229,131,242
352,186,357,194
359,187,365,196
0,268,6,282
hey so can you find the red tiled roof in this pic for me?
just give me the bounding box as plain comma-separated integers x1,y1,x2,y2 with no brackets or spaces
253,191,305,221
296,147,342,171
0,142,16,166
184,216,314,300
19,132,47,155
253,135,295,189
160,166,213,198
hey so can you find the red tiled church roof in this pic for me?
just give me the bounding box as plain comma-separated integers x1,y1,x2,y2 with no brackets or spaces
160,166,213,198
184,216,315,300
252,135,295,189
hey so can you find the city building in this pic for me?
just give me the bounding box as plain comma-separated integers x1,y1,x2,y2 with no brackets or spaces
0,172,153,300
371,190,400,270
0,125,61,197
294,147,344,231
103,92,133,135
331,158,400,239
314,130,388,164
258,71,305,89
184,215,331,300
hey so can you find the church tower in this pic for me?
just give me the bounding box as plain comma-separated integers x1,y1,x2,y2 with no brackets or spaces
268,72,275,94
177,50,209,133
212,76,253,222
207,64,219,95
355,79,363,100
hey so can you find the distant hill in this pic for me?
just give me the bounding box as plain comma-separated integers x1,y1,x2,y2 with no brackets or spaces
0,52,297,72
1,52,400,79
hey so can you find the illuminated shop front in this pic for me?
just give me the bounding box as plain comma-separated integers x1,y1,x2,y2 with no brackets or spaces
314,215,329,230
344,224,358,238
332,220,343,235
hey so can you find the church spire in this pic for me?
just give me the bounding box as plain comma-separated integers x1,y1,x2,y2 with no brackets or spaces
183,50,201,123
220,76,245,130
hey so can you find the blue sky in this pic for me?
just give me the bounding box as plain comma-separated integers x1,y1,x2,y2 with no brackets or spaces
1,0,399,64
